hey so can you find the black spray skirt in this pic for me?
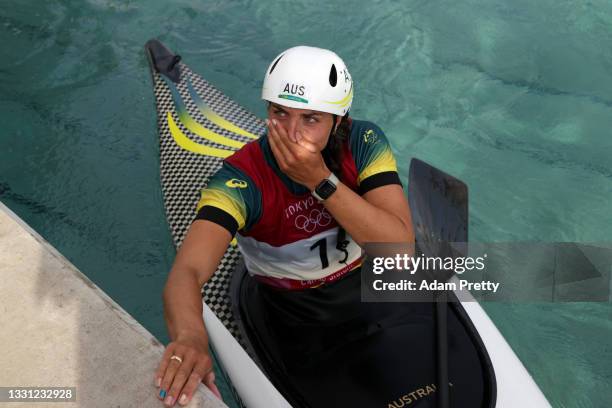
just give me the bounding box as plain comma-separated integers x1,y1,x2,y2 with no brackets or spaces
231,264,496,408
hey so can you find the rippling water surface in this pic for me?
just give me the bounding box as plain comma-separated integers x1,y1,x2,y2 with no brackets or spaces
1,1,611,406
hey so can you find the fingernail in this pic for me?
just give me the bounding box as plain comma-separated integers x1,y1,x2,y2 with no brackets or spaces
265,118,269,125
179,394,188,405
165,395,175,406
159,389,166,398
272,119,277,126
155,377,161,387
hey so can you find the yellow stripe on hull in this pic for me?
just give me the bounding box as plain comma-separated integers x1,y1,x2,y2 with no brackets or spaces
180,112,246,149
167,112,235,158
200,105,260,140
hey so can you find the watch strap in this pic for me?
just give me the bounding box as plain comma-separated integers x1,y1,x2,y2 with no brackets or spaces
312,172,339,201
327,172,339,186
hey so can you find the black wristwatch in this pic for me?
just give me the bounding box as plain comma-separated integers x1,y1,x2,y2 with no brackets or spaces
312,172,339,201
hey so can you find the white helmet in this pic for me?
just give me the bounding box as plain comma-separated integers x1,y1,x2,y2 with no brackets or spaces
261,45,353,116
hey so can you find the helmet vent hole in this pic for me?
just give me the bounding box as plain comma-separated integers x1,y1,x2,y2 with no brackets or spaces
329,64,337,87
269,54,284,75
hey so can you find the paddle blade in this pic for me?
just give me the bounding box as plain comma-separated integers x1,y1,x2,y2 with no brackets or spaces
408,158,468,264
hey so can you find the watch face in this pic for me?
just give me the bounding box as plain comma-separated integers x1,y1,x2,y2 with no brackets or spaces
316,180,337,199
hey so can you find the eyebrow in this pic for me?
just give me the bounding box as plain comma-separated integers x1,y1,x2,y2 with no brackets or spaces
271,104,321,117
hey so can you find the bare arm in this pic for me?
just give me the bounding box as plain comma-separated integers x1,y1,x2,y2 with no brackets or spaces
162,220,232,340
320,182,414,248
156,220,232,406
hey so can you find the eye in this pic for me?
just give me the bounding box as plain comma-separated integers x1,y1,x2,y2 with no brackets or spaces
274,110,286,116
306,117,318,124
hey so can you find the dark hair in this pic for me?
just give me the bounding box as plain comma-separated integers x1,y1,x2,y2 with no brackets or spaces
322,113,351,181
322,113,352,261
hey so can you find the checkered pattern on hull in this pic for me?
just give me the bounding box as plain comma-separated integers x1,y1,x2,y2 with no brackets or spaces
151,62,266,353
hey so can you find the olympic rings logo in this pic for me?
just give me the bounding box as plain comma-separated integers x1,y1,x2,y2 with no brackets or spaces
294,209,332,232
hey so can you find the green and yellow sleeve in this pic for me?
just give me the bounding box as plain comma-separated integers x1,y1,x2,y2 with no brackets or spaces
193,162,261,237
350,121,403,195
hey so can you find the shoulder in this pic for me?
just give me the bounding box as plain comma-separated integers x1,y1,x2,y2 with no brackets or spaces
345,118,402,194
207,160,254,191
348,119,388,146
346,118,394,168
195,144,264,234
208,141,263,201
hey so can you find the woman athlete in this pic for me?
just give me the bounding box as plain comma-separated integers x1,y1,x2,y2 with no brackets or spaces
155,45,414,407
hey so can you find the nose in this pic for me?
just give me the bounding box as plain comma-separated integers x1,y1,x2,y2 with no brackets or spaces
285,117,301,141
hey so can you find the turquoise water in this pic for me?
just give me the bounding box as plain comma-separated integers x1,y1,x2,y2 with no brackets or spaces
1,0,611,406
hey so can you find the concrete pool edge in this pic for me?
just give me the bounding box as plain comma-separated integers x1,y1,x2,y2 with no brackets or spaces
0,200,227,407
